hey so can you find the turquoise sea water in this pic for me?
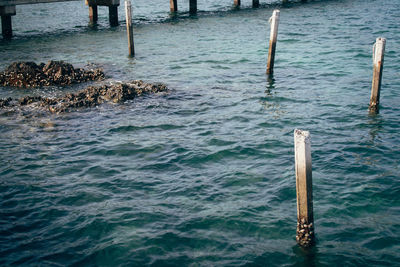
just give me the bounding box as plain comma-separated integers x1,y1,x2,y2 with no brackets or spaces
1,0,399,265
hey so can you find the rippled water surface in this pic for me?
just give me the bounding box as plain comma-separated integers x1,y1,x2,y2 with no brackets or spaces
1,0,400,265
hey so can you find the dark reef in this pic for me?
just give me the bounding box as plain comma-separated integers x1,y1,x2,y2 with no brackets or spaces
0,61,104,87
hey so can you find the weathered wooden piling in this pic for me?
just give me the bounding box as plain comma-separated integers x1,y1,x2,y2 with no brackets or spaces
125,0,134,57
266,9,280,75
89,5,98,24
109,5,118,26
234,0,240,7
294,129,314,248
86,0,119,26
252,0,260,8
170,0,177,12
369,37,386,113
0,5,16,38
189,0,197,14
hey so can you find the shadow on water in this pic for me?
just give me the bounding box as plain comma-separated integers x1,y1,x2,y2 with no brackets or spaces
266,75,276,93
291,244,319,267
260,76,285,118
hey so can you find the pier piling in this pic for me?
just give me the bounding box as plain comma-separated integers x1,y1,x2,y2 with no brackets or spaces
189,0,197,14
125,0,134,57
170,0,177,12
253,0,259,8
89,5,98,24
294,129,314,248
109,5,119,26
266,9,280,75
369,37,386,113
1,5,16,39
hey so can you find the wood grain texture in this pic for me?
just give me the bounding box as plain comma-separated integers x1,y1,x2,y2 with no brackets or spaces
294,129,313,224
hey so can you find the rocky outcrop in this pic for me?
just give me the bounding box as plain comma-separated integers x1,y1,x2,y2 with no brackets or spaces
0,61,104,87
1,80,168,113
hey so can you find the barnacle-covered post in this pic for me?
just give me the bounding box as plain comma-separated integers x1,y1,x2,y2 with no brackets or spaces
294,129,315,247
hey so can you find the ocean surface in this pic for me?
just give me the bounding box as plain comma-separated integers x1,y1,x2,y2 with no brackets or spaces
1,0,399,265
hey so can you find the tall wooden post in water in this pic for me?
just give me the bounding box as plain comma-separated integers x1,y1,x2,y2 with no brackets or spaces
0,5,16,39
125,0,134,57
369,37,386,113
266,10,280,75
170,0,177,12
294,129,315,247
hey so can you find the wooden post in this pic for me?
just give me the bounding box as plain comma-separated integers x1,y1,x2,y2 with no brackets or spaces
170,0,177,12
109,5,119,26
294,129,314,248
234,0,240,7
1,15,12,39
369,37,386,113
89,5,98,24
266,10,280,75
189,0,197,14
125,0,134,57
252,0,260,8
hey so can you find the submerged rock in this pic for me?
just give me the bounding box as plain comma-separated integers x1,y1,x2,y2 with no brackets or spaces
0,61,104,87
0,98,12,108
1,80,168,113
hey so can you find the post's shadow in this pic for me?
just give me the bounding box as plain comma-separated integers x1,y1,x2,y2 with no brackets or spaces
291,244,319,267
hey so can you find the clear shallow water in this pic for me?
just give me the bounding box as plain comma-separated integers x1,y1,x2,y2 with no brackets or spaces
1,0,400,265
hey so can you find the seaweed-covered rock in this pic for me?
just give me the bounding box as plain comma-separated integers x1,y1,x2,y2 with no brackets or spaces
0,61,104,87
0,98,12,108
0,80,168,113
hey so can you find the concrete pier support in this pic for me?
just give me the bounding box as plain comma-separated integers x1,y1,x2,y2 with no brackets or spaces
189,0,197,14
86,0,120,26
0,5,16,39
